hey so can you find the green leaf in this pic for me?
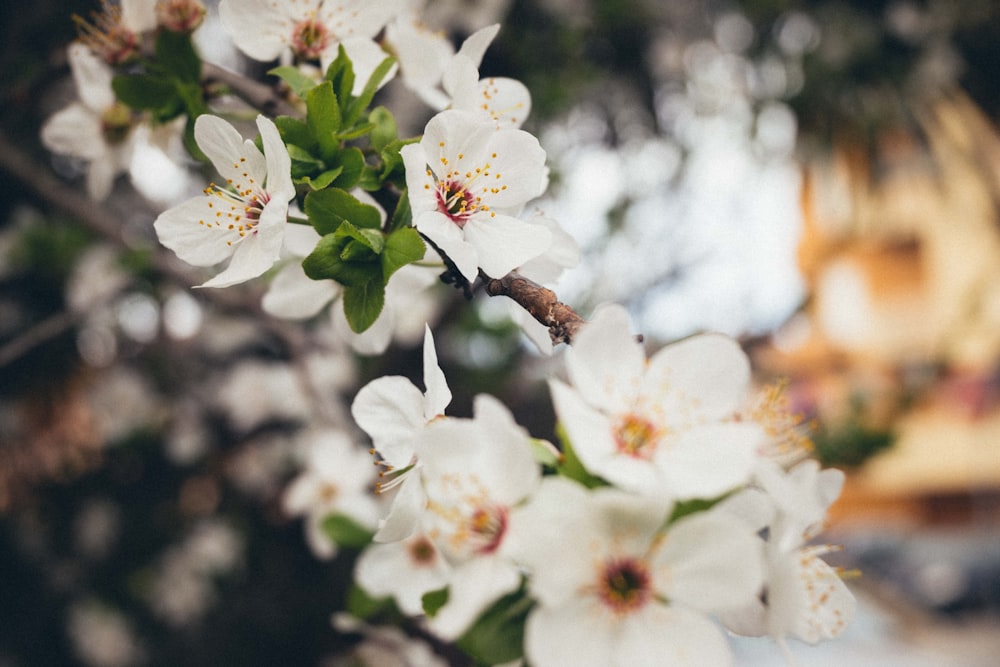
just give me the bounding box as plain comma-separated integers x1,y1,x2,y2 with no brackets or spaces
302,240,381,287
274,116,314,152
369,106,398,153
287,143,324,167
324,45,355,107
422,588,449,618
342,278,385,333
320,513,373,549
668,494,730,524
456,588,533,666
306,81,341,159
381,227,425,280
155,30,201,83
346,56,396,125
268,65,317,98
112,74,177,111
379,137,418,186
356,165,381,191
331,146,365,190
334,122,375,142
173,80,207,119
346,584,397,621
555,423,608,489
304,188,382,235
336,221,384,255
298,167,342,191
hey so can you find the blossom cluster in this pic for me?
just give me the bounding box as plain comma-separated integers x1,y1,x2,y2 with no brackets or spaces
41,1,856,664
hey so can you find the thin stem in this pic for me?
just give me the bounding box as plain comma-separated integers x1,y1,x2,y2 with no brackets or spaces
481,270,587,345
202,62,301,118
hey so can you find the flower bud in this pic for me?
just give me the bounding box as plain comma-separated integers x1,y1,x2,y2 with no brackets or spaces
156,0,207,34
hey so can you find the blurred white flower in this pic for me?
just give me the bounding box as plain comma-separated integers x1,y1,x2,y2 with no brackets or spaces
67,600,146,667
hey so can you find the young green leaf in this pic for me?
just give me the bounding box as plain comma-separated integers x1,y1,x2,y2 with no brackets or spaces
273,116,314,152
369,106,398,153
387,190,412,233
302,235,381,287
304,188,382,235
155,30,201,83
297,167,343,191
331,146,366,190
455,587,533,666
306,81,341,159
345,56,396,125
342,277,385,333
381,227,425,280
422,588,449,618
320,513,374,549
112,74,177,111
268,65,317,99
324,44,355,107
336,220,385,255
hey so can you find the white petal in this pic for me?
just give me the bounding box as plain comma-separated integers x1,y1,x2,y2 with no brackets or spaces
194,115,267,193
616,605,734,667
355,536,451,615
480,128,548,207
524,599,616,667
456,24,500,66
566,303,645,412
658,512,764,613
199,199,287,288
351,376,425,465
655,422,761,500
121,0,157,32
400,143,438,215
218,0,291,62
645,333,751,419
463,213,552,279
262,261,338,319
428,556,521,640
153,196,239,266
67,43,115,111
421,325,452,419
40,104,106,161
257,115,293,200
373,473,426,542
414,211,478,282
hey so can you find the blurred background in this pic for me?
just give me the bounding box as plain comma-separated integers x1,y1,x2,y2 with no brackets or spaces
2,0,1000,664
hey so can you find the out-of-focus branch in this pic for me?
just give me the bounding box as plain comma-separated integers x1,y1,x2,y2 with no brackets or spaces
202,62,300,118
483,271,587,345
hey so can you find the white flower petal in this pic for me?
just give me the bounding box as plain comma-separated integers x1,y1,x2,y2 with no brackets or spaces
40,104,107,161
373,473,426,542
655,422,761,500
351,376,425,466
219,0,292,62
421,325,452,419
524,599,616,667
456,24,500,66
262,261,338,319
658,512,764,613
257,115,293,199
462,213,551,279
645,333,751,419
68,43,115,111
153,196,239,266
428,556,521,640
194,114,267,191
566,303,645,411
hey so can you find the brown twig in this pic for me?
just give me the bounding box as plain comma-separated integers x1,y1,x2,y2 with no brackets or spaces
482,271,587,345
202,62,301,118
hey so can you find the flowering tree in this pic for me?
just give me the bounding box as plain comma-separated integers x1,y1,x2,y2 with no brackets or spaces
9,0,859,664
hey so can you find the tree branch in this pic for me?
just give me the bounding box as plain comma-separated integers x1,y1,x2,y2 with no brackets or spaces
202,62,301,118
482,271,587,345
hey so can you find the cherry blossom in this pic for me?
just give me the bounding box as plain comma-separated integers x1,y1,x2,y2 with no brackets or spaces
550,303,764,500
153,114,294,288
402,109,551,281
219,0,404,88
351,325,451,541
510,477,763,667
40,43,139,200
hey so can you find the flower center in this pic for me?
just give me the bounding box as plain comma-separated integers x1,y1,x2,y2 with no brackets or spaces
198,181,269,247
436,179,478,227
613,413,659,459
406,535,438,566
101,102,134,145
72,0,140,65
597,557,652,616
291,17,331,61
466,504,507,554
